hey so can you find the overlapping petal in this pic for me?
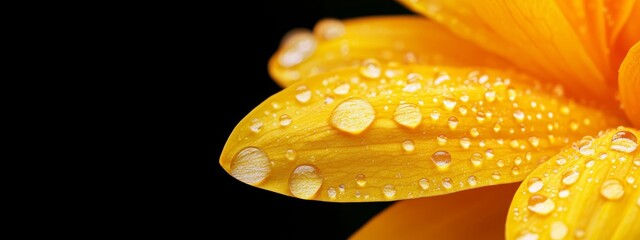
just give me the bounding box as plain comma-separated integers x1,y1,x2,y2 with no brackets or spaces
506,127,640,239
619,42,640,127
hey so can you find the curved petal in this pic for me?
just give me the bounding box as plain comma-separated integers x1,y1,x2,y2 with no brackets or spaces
619,42,640,127
611,1,640,75
399,0,618,104
506,127,640,239
351,183,520,240
220,62,626,202
269,16,511,87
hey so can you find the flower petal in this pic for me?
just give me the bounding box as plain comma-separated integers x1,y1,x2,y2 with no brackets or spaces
268,16,510,87
399,0,617,104
506,127,640,239
619,42,640,127
612,1,640,75
351,183,520,240
220,63,626,202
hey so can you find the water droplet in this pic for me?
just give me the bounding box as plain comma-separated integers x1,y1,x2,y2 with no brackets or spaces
249,118,263,133
394,103,422,129
279,114,292,126
285,149,296,161
562,170,580,185
479,140,486,148
637,197,640,207
460,137,470,149
528,194,555,215
470,152,483,167
550,221,568,239
575,136,595,156
437,134,447,146
510,140,520,149
470,128,480,137
314,18,345,40
491,171,501,180
447,116,458,130
356,174,367,187
585,159,595,168
430,110,440,121
514,157,522,165
574,229,585,239
327,187,337,199
528,137,540,148
419,178,430,190
511,166,520,176
434,71,450,85
476,112,486,123
507,87,517,101
330,98,375,134
513,109,525,123
556,156,566,165
383,184,396,198
295,85,312,103
493,122,502,133
558,189,570,198
527,177,543,193
458,105,468,115
600,179,624,200
485,149,494,160
289,165,323,199
497,159,505,167
403,82,422,93
611,130,638,153
230,147,272,185
516,232,539,240
442,178,453,189
278,30,317,67
431,151,452,170
484,89,496,102
634,158,640,166
333,83,350,95
402,140,415,153
626,175,635,184
360,59,381,79
442,95,457,111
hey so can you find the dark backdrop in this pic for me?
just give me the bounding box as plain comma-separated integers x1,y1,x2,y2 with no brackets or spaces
197,1,413,239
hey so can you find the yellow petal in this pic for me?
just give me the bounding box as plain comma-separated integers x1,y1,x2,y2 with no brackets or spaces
220,63,626,202
399,0,617,104
619,42,640,127
351,183,519,240
506,127,640,239
268,16,510,87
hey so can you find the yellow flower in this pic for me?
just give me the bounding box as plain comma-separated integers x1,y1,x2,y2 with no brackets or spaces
220,0,640,239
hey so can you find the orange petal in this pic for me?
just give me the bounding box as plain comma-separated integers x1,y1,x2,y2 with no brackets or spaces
351,183,520,240
399,0,616,104
506,127,640,239
619,42,640,127
268,16,510,87
611,1,640,75
220,63,626,202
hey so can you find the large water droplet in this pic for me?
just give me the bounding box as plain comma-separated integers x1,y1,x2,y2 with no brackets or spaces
360,58,381,79
561,170,580,185
295,85,312,103
527,194,555,215
278,29,317,67
279,114,292,126
355,174,367,187
447,116,458,130
528,177,543,193
383,184,397,198
600,179,624,200
230,147,272,185
431,151,452,170
402,140,416,153
550,221,568,240
330,98,375,134
394,103,422,129
289,164,323,199
419,178,430,190
611,130,638,153
314,18,345,40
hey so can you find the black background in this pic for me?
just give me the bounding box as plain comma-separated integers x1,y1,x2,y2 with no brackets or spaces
196,1,413,239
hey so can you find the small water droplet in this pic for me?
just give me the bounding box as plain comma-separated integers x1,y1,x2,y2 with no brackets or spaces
514,157,522,165
458,105,468,115
493,121,502,133
249,118,264,133
507,87,517,101
355,174,367,187
431,151,452,170
442,178,453,189
279,114,292,126
403,82,422,93
600,179,624,200
327,187,337,199
634,158,640,166
611,130,638,153
497,159,505,168
437,134,447,146
289,164,323,199
528,137,540,148
470,152,483,167
516,232,539,240
575,136,595,156
585,159,595,168
460,93,470,103
447,116,458,130
402,140,415,153
295,85,312,103
333,83,350,95
527,177,543,193
394,103,422,129
442,95,457,111
383,184,397,198
484,89,496,102
285,149,296,161
360,59,382,79
558,188,570,198
430,109,440,121
476,112,486,123
278,29,317,67
511,166,520,176
419,178,430,190
626,175,635,184
434,71,450,85
510,140,520,149
513,109,525,123
470,128,480,137
467,175,477,186
330,98,375,134
560,106,570,115
528,194,555,215
230,147,272,185
460,137,470,149
574,229,585,239
569,120,579,131
550,221,568,239
492,171,501,180
314,18,345,40
556,156,566,165
485,149,494,159
562,170,580,185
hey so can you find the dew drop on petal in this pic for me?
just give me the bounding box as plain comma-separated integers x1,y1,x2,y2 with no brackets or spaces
394,103,422,129
431,151,452,169
516,232,539,240
419,178,430,190
600,179,624,200
402,140,416,153
513,109,525,123
330,98,375,134
279,114,292,126
314,18,345,40
355,174,367,187
470,152,483,167
289,164,323,199
431,109,440,121
230,147,272,185
610,131,638,153
447,116,458,130
383,184,397,198
360,58,382,79
295,85,312,103
527,194,555,215
468,175,477,186
437,134,447,146
285,149,296,161
442,95,457,111
550,221,568,240
561,170,580,186
527,177,543,193
327,187,337,199
575,136,595,156
460,137,471,149
442,178,453,189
